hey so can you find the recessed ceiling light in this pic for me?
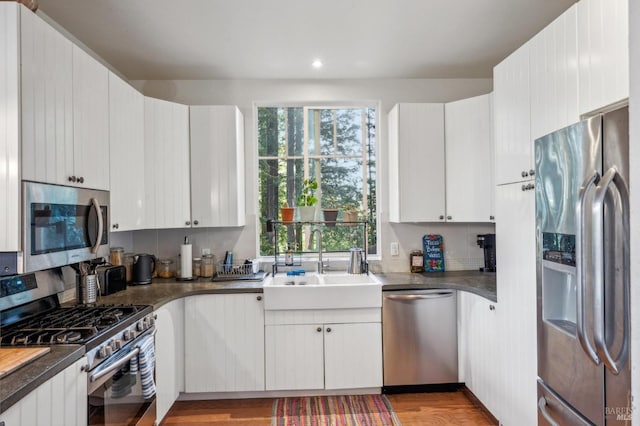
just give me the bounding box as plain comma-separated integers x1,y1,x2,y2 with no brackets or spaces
311,59,323,69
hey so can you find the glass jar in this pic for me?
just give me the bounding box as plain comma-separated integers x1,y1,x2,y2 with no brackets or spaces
192,258,202,278
201,254,215,278
123,252,135,283
157,259,175,279
110,247,124,266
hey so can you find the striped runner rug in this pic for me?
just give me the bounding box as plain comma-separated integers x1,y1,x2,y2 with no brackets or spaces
271,394,402,426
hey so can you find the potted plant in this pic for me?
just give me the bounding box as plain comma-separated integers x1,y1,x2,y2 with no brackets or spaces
342,204,361,225
297,179,318,222
280,201,295,222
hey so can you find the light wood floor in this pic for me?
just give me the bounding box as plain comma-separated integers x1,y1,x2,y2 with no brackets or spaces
160,391,497,425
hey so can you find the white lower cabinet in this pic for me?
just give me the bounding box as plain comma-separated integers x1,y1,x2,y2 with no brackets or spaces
265,309,382,391
155,299,184,423
458,292,501,420
184,294,265,393
0,357,87,426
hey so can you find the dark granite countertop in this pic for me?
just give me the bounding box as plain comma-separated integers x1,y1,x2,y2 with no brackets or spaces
97,277,264,309
0,345,85,414
376,271,497,302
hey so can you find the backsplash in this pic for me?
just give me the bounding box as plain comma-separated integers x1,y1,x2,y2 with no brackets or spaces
110,220,495,274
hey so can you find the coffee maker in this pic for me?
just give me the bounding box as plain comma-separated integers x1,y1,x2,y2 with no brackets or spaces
476,234,496,272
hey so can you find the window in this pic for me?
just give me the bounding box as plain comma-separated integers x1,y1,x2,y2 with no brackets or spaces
258,105,377,256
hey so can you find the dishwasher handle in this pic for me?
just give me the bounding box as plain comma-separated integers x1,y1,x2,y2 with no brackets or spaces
384,291,454,301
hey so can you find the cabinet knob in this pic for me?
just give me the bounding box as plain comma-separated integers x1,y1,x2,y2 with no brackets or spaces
489,305,495,311
326,327,332,333
521,171,529,178
185,221,191,226
317,327,322,332
68,175,77,183
489,215,495,220
112,223,119,230
447,215,452,220
439,215,444,220
194,220,199,225
529,169,536,176
78,176,84,183
256,296,262,301
522,184,527,191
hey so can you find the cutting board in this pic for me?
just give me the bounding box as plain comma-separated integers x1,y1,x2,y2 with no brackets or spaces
0,347,51,379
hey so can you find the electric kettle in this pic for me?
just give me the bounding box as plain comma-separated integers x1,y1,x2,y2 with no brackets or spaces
131,254,156,285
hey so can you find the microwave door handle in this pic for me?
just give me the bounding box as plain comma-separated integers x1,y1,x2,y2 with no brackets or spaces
90,198,103,254
591,167,629,374
575,171,600,365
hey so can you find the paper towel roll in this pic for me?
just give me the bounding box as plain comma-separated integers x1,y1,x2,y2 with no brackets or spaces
180,243,192,279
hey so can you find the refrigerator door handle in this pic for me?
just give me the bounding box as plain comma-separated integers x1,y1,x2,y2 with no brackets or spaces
538,397,561,426
575,171,600,365
591,167,630,375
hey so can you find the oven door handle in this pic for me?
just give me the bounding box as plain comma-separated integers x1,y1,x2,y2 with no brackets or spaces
89,347,140,383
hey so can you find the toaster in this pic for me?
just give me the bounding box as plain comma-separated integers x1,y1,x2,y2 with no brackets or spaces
96,265,127,296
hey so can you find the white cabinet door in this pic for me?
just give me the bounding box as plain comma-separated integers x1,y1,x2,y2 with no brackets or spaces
184,294,265,393
0,357,88,426
144,97,191,229
495,183,537,426
577,0,629,115
0,3,20,251
459,292,500,421
190,105,245,227
108,73,145,232
444,94,494,222
20,6,74,186
493,42,532,185
388,103,445,222
265,324,325,391
155,299,184,423
324,322,382,390
72,45,110,190
530,4,579,141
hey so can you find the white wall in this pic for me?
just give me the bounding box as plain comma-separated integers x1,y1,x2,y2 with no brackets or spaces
126,78,494,272
628,1,639,423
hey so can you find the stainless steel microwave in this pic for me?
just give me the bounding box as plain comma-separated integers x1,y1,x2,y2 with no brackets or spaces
22,181,109,273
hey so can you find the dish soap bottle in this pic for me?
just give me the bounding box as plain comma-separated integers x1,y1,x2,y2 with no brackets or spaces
285,245,294,266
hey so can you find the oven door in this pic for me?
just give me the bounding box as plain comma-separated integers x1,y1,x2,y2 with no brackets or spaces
23,181,109,272
87,338,155,426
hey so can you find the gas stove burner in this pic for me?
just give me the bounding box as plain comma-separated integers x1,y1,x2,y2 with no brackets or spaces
56,330,82,344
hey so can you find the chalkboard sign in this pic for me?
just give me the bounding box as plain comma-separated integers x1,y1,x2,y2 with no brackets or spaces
423,234,445,272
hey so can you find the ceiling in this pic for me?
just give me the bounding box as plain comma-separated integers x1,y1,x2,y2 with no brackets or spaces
36,0,575,80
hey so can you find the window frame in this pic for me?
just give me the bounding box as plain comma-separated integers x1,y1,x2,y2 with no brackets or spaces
253,100,382,260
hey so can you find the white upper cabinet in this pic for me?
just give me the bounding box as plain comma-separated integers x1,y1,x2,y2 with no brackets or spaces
0,3,20,251
189,106,246,227
530,4,579,141
20,5,74,187
72,45,110,190
493,41,532,185
108,73,145,232
444,94,494,222
144,97,191,229
577,0,629,115
388,103,446,222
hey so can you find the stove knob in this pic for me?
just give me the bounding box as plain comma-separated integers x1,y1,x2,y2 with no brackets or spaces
104,346,113,357
112,339,122,351
136,320,145,332
142,317,150,329
149,316,155,327
97,346,107,359
123,329,133,341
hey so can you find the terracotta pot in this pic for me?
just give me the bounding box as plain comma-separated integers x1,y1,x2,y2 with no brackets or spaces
280,207,295,222
343,211,358,225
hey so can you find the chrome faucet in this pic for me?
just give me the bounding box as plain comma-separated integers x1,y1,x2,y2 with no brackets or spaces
310,229,324,274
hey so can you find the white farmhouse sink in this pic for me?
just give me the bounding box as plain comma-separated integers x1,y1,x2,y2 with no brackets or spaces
263,272,382,310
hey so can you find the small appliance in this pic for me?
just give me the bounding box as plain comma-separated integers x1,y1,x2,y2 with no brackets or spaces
96,265,127,296
476,233,496,272
131,254,156,285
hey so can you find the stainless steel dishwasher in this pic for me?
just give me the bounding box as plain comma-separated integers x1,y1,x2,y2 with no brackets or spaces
382,289,458,387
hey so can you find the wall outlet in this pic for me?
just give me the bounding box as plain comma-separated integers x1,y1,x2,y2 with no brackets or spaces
390,242,400,256
202,248,211,255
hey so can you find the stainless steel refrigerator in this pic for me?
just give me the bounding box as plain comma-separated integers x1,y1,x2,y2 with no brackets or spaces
535,106,630,426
